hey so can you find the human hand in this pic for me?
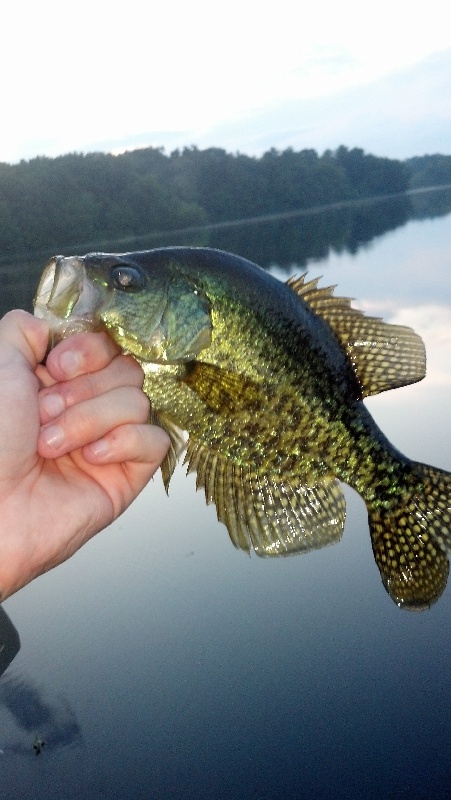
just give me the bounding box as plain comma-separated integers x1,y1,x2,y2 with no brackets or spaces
0,310,169,600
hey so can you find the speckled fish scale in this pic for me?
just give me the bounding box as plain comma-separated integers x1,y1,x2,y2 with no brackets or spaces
34,247,451,609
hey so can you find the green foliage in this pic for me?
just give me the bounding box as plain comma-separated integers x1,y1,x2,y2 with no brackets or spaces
405,154,451,188
0,145,417,257
333,146,409,196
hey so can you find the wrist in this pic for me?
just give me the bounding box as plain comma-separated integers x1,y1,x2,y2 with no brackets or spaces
0,500,39,601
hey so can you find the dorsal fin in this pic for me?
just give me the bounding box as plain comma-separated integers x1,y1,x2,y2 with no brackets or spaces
287,275,426,397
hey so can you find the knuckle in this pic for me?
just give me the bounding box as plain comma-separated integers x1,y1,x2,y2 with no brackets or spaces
120,354,145,383
135,388,151,418
63,372,98,407
125,386,150,420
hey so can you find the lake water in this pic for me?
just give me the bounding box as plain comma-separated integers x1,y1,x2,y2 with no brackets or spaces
0,196,450,799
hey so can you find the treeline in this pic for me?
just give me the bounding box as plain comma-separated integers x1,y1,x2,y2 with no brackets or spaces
0,145,415,257
406,154,451,188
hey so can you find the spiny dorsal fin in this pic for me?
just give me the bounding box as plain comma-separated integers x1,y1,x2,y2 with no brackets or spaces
184,438,346,556
287,275,426,397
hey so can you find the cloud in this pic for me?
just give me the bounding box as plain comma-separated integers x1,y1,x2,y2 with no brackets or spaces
1,1,450,163
192,49,451,159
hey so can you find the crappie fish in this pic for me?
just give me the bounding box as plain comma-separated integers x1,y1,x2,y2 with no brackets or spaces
34,247,451,609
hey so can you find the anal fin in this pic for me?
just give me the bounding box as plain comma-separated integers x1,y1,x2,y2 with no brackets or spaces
184,439,346,556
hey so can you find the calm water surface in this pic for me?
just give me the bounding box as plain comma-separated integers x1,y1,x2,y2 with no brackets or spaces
0,206,450,799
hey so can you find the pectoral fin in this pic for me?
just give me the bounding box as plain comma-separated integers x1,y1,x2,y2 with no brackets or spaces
182,361,261,415
184,439,346,556
150,408,186,491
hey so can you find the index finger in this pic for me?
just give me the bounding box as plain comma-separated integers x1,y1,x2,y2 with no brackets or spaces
45,331,121,382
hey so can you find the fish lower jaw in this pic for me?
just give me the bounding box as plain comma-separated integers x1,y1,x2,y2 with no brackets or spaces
33,307,100,342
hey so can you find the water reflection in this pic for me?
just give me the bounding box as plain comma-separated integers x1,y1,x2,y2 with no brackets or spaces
0,606,20,677
0,671,82,756
410,184,451,220
0,613,81,759
1,189,450,800
2,187,451,320
205,194,412,266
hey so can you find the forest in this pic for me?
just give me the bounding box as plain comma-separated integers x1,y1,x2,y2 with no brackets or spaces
1,145,446,258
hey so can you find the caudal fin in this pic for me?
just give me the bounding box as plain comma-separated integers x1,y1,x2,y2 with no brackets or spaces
368,464,451,609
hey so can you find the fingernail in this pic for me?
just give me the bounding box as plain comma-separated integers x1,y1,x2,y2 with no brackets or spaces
88,438,110,458
59,349,83,378
40,424,64,449
41,392,65,418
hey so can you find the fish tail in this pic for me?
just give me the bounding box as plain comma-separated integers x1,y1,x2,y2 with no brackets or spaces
367,463,451,609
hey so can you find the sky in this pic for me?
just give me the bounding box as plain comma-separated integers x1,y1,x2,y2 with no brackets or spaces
2,1,450,164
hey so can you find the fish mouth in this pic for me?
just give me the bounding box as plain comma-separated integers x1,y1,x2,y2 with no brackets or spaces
34,255,104,340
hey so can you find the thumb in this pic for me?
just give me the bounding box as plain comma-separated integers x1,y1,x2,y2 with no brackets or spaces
0,311,50,369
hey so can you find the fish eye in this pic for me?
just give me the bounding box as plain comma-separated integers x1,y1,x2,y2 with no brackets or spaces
110,265,146,292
